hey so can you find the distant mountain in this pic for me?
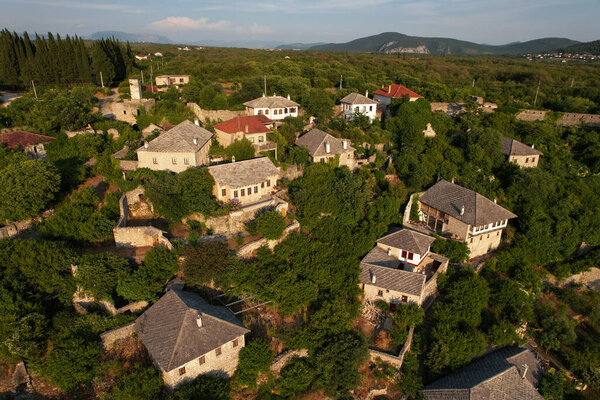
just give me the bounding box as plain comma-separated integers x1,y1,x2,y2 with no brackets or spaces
308,32,579,55
276,42,327,50
556,40,600,55
87,31,172,44
192,39,285,49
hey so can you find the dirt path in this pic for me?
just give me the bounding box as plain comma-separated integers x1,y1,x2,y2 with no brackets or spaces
98,88,120,119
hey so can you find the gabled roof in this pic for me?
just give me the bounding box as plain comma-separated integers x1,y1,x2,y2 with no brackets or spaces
136,120,212,153
243,95,299,109
420,180,517,227
501,137,542,157
207,157,280,188
0,131,55,150
156,74,191,78
423,346,543,400
134,289,249,372
295,128,355,158
377,228,435,255
340,92,378,105
213,115,272,135
359,260,426,297
373,84,422,99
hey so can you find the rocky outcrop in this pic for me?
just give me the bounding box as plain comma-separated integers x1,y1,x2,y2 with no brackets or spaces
378,42,430,54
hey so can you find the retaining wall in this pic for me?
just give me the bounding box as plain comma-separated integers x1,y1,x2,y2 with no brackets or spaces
368,327,414,369
188,103,248,123
100,323,135,350
237,220,300,258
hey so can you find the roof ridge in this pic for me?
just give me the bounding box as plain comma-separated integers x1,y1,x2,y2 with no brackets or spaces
166,293,191,370
200,307,250,332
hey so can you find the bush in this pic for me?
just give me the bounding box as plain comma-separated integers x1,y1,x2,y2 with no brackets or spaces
247,210,286,240
276,356,315,398
168,375,230,400
235,338,273,388
225,139,255,161
111,364,164,400
431,237,470,263
75,254,132,303
410,194,420,222
183,241,232,288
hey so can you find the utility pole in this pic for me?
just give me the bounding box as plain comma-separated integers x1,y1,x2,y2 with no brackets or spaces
31,80,38,99
534,79,541,105
150,65,154,93
339,74,343,91
570,77,575,88
141,70,144,84
263,75,267,96
100,71,104,88
472,78,475,88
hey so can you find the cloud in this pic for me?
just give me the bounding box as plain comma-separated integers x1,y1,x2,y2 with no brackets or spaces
197,0,395,13
149,16,231,31
250,23,272,35
0,0,146,14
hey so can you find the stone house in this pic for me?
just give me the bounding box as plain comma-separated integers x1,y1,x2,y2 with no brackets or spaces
418,180,517,258
501,136,542,168
340,92,379,121
359,228,448,307
373,84,422,107
213,115,274,148
422,346,543,400
0,130,56,158
243,94,299,120
155,75,191,87
295,128,355,169
111,98,155,125
516,109,547,122
134,286,249,388
208,157,280,205
136,120,213,173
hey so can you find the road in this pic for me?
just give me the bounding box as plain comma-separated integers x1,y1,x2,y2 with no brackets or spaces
98,88,119,119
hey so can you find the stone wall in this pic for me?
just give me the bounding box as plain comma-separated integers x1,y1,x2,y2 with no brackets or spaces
279,164,304,181
270,349,309,374
113,193,172,249
111,99,155,125
368,327,414,369
468,229,503,259
188,103,248,123
237,220,300,259
421,259,449,309
100,323,135,350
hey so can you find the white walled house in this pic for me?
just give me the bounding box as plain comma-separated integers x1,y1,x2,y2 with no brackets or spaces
340,92,379,121
243,94,299,120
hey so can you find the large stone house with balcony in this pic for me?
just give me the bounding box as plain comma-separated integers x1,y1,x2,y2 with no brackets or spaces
373,84,422,107
418,180,517,258
134,285,249,388
207,157,280,205
243,94,299,120
501,136,542,168
359,228,448,307
340,92,379,121
295,128,355,169
136,120,213,173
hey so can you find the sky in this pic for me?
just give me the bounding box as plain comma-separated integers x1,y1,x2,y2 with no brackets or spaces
0,0,598,46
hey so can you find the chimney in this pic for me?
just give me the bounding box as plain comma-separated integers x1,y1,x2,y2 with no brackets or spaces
342,139,348,150
262,93,265,97
273,93,276,97
193,138,198,145
365,90,369,97
196,315,203,328
231,155,236,163
494,198,497,204
387,86,391,94
287,94,290,100
451,177,455,184
460,205,465,216
521,364,528,379
325,142,331,154
144,141,148,149
194,118,200,126
387,248,391,256
371,273,376,284
245,125,249,133
531,144,535,149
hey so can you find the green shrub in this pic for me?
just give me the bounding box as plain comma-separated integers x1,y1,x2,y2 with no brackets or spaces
410,194,420,222
168,375,230,400
247,210,286,240
431,236,470,263
235,338,273,388
111,364,164,400
276,356,315,398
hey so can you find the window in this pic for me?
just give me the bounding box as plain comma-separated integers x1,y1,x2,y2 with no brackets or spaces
401,250,407,258
408,252,414,260
258,136,264,142
172,158,177,165
401,295,408,303
180,78,184,83
234,190,238,197
470,238,473,243
254,186,258,194
249,137,254,143
266,180,271,187
178,367,186,376
215,347,222,357
184,158,189,165
123,110,127,114
152,158,157,164
261,182,265,188
284,108,288,113
369,106,373,111
258,109,263,115
377,290,383,297
232,339,239,348
525,158,529,163
221,189,226,197
265,109,269,114
241,188,245,196
198,356,205,365
290,108,295,113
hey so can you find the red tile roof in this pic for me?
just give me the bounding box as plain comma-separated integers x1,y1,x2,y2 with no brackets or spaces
213,115,272,135
0,131,55,150
373,84,422,99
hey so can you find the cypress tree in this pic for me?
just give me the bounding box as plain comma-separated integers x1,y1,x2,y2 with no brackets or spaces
0,29,21,87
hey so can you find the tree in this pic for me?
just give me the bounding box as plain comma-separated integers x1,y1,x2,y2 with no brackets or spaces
225,139,255,161
537,369,565,400
183,241,232,288
0,159,60,221
168,375,230,400
235,338,273,388
431,237,470,263
247,210,286,240
75,254,131,303
276,356,315,398
303,89,335,122
111,364,164,400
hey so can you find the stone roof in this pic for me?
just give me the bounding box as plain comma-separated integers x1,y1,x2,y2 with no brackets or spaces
359,260,426,297
377,228,435,255
136,120,212,154
295,128,355,158
361,246,402,269
420,180,517,227
243,95,299,109
208,157,280,189
0,131,55,150
134,288,249,372
156,74,191,78
340,92,378,105
516,109,547,122
373,84,422,99
423,346,543,400
213,115,272,135
501,137,542,157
